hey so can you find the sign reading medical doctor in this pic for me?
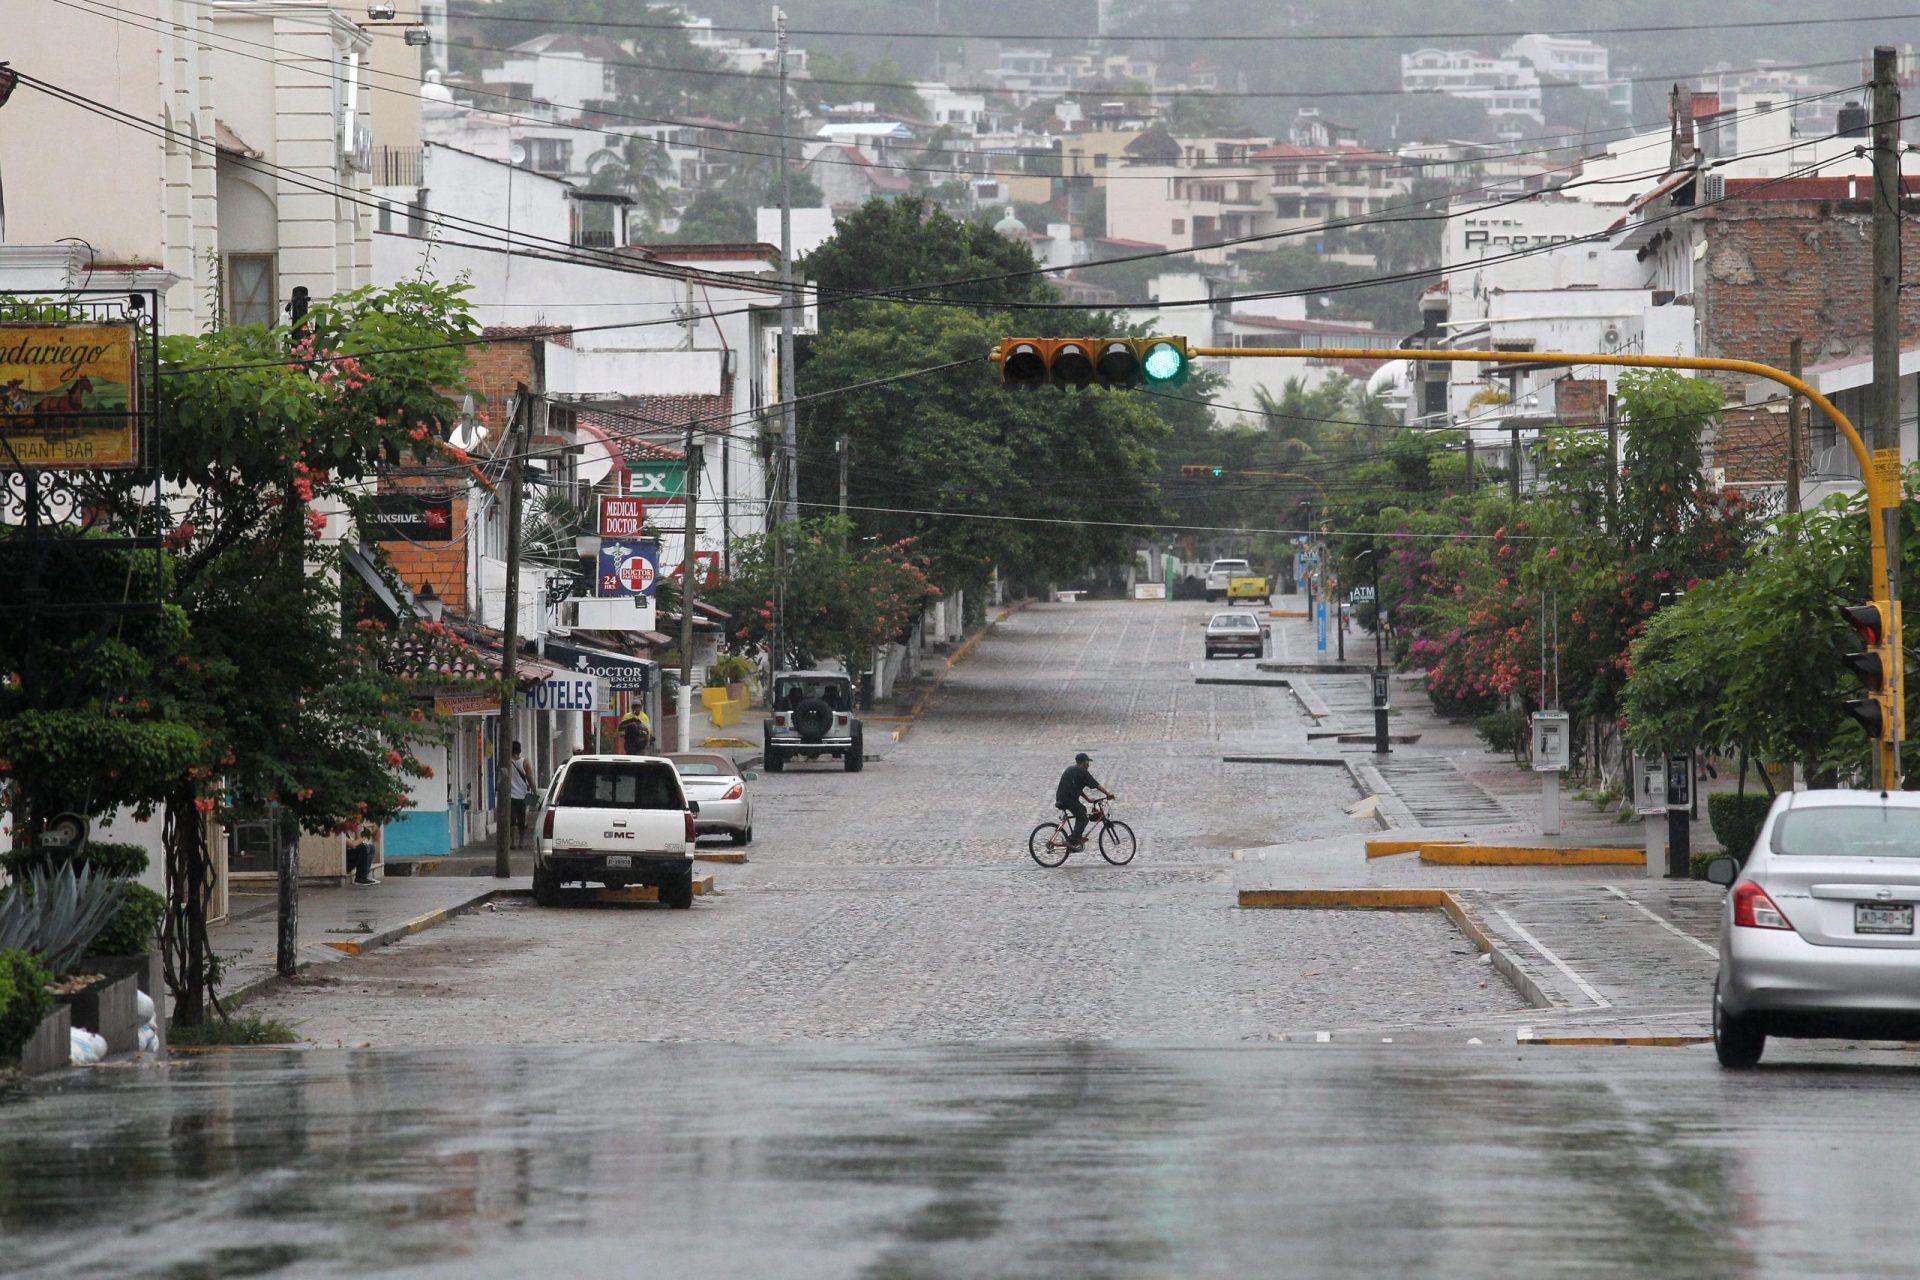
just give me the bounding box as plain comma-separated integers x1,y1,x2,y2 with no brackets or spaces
598,539,659,598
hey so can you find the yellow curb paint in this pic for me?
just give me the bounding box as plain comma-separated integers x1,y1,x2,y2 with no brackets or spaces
401,907,451,935
1268,610,1310,618
694,875,715,896
1419,844,1645,866
322,940,361,955
701,737,756,749
1364,838,1464,859
1519,1035,1711,1047
1239,888,1451,910
597,886,659,902
695,851,748,864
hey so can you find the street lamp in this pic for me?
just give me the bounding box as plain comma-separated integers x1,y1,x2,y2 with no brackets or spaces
415,580,444,623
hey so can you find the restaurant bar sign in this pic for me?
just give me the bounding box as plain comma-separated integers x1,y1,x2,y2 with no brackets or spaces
364,492,455,542
0,324,139,469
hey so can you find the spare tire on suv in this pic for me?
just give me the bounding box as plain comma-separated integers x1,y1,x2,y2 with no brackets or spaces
763,670,864,773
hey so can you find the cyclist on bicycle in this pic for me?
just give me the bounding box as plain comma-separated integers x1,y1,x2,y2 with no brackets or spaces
1055,751,1113,851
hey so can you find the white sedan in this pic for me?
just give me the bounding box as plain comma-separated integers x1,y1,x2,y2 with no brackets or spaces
666,752,755,846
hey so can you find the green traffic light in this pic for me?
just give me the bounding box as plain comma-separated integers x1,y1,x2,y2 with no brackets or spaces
1141,341,1187,383
1209,467,1224,477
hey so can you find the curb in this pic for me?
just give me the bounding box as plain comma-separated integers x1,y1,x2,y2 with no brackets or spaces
695,851,748,864
1365,838,1463,859
892,601,1027,743
591,875,716,903
1517,1032,1711,1047
1420,844,1645,866
1238,887,1554,1011
319,891,505,957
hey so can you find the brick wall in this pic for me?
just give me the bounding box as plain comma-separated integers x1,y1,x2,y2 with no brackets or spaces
1556,378,1608,427
1697,199,1920,482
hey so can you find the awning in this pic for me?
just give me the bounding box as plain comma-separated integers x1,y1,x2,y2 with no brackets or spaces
344,548,410,623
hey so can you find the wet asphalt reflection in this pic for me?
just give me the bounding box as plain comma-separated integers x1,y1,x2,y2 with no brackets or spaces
6,1041,1920,1278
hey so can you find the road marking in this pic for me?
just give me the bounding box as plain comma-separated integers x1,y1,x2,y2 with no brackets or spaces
1489,906,1612,1008
1603,886,1720,958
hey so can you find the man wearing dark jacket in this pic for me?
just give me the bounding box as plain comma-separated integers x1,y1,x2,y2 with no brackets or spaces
1055,751,1112,850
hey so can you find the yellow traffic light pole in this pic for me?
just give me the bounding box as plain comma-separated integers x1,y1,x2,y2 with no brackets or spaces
1193,346,1902,788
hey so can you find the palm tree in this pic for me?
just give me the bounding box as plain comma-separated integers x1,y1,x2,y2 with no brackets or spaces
586,133,677,238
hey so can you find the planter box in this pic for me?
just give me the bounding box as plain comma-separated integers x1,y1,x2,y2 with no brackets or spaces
16,1004,70,1077
89,952,165,1051
56,972,139,1055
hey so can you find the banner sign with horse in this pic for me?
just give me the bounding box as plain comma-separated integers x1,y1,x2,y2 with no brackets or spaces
0,324,139,470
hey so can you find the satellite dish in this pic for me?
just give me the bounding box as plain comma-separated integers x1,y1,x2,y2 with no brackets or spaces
509,142,528,165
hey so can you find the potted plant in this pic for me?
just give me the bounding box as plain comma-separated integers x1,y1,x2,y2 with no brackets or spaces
710,653,755,701
0,863,134,1058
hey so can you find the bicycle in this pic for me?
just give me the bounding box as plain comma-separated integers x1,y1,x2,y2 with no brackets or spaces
1028,797,1136,868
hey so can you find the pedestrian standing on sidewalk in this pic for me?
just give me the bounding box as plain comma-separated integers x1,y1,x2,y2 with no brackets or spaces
509,741,537,846
346,824,379,886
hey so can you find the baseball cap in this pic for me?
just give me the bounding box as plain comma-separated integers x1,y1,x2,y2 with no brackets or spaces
1074,752,1091,763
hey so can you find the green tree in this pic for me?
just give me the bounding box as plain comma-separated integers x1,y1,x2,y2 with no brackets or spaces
803,195,1052,312
586,132,677,234
708,515,939,672
670,190,756,243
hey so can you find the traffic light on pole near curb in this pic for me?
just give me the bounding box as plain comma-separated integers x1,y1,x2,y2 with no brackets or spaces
1840,601,1895,740
1179,464,1227,478
996,337,1191,389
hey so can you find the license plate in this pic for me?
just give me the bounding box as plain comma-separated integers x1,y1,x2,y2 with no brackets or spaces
605,855,632,869
1855,902,1914,935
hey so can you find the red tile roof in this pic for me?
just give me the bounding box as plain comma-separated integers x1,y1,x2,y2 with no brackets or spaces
575,391,736,462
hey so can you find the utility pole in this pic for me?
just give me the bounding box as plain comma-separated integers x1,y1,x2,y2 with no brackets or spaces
776,6,798,528
494,386,529,880
1508,423,1522,505
837,435,849,516
1604,394,1619,528
1787,337,1804,519
1872,44,1903,783
678,436,703,752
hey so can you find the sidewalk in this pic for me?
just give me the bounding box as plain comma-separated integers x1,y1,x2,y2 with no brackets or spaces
1233,593,1729,1043
212,874,527,1005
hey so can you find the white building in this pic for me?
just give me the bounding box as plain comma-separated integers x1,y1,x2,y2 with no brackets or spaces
1399,49,1545,124
0,0,373,336
1505,34,1631,114
485,34,627,112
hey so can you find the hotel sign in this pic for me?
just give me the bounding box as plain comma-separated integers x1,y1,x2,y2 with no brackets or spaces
0,324,140,469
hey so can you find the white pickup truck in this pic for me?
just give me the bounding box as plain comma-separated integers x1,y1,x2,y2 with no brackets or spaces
1204,558,1251,603
535,755,697,908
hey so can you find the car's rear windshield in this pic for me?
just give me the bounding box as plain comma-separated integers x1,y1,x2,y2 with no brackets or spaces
1210,616,1257,630
555,762,683,810
1213,561,1249,570
670,757,730,777
1773,806,1920,857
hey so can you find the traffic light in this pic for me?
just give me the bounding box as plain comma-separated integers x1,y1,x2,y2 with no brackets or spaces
1179,464,1227,478
995,337,1191,389
1840,601,1894,738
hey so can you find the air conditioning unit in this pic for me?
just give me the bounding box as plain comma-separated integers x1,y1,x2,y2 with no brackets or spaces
1702,173,1726,203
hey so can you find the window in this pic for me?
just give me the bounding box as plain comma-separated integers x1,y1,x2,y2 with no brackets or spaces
1775,807,1920,858
1171,218,1185,235
555,761,683,810
225,253,277,328
1093,153,1107,169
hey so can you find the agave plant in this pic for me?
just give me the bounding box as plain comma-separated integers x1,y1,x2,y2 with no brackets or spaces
0,863,129,979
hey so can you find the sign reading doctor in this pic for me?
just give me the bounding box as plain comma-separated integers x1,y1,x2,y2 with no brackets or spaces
598,539,659,598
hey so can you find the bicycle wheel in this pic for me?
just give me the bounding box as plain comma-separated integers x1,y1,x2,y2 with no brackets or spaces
1029,821,1071,868
1098,820,1137,866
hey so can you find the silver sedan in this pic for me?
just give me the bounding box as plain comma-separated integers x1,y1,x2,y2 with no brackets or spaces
1708,789,1920,1067
666,752,755,846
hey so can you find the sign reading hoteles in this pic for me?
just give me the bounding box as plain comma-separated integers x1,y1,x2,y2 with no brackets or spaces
523,673,604,713
0,324,140,469
364,492,455,542
542,639,653,693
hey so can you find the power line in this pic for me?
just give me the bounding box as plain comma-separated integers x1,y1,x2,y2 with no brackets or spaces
426,6,1920,46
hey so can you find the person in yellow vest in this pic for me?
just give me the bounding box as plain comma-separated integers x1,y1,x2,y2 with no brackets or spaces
619,706,653,755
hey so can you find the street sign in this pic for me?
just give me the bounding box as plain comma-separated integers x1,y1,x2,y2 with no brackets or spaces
365,492,454,542
523,674,603,713
1315,600,1328,652
598,539,659,598
627,464,685,500
1634,756,1668,815
542,639,653,692
600,495,649,538
0,323,140,469
1531,711,1570,772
